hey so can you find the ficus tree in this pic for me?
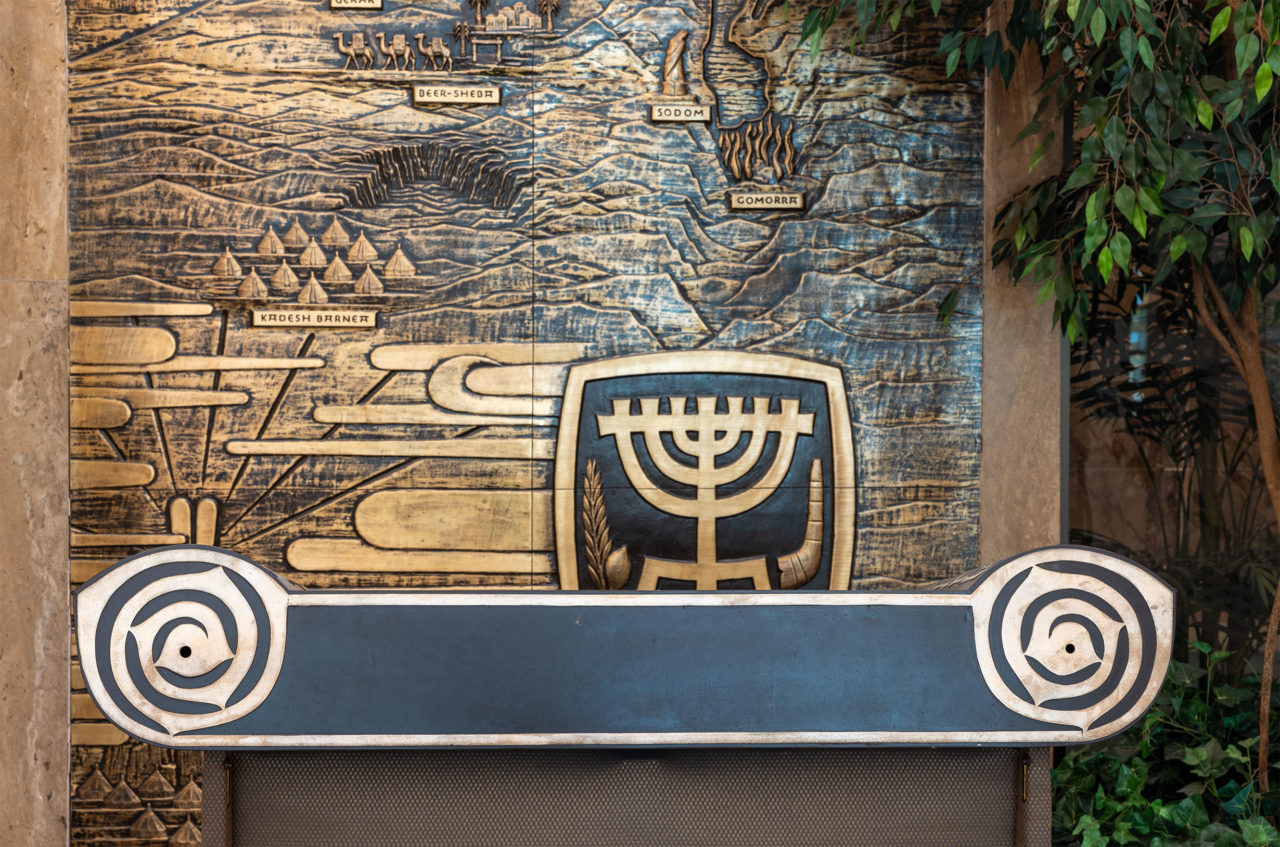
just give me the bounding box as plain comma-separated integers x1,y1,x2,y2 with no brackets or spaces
800,0,1280,791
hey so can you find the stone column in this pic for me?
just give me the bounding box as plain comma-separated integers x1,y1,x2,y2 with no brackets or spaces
981,2,1067,844
0,0,71,842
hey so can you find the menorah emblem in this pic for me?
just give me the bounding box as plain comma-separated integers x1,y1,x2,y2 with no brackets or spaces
554,352,857,591
597,396,813,589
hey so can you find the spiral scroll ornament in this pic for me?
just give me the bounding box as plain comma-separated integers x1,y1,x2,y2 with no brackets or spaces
972,548,1173,736
76,547,289,740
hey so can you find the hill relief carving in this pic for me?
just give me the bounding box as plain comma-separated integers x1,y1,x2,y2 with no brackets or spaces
67,0,982,840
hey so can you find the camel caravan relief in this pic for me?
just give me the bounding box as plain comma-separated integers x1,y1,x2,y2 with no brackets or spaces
333,0,562,71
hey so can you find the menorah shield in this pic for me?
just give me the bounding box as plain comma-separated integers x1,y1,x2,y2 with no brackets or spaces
554,352,855,590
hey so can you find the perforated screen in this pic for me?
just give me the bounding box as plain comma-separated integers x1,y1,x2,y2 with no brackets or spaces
205,748,1038,846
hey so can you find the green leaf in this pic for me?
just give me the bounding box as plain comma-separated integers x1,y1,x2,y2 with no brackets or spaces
1110,231,1132,273
1115,184,1136,220
1216,684,1254,708
1111,820,1138,846
1097,245,1114,280
1211,6,1232,43
945,47,960,76
1189,203,1228,226
1080,136,1103,166
1197,99,1214,128
1029,139,1047,171
1091,7,1106,43
930,0,941,14
1014,119,1043,145
1037,278,1054,304
1067,0,1081,20
1079,97,1109,127
1138,35,1154,69
1121,142,1139,177
1138,186,1163,216
1082,828,1111,847
1182,739,1228,779
1240,818,1280,847
1116,762,1146,797
1119,27,1135,64
1170,234,1187,261
1257,63,1273,102
1165,794,1211,830
1174,147,1200,180
1196,824,1248,847
1240,225,1255,260
937,287,959,324
1084,216,1108,260
1237,33,1261,78
1224,97,1243,123
1104,115,1126,160
1186,229,1209,260
1065,162,1099,192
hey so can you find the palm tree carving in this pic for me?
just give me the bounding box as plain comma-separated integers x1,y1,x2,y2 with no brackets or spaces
452,20,474,62
467,0,491,28
538,0,561,32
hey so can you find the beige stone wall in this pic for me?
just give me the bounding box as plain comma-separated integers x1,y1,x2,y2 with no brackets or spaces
980,12,1065,565
981,11,1063,846
0,0,70,843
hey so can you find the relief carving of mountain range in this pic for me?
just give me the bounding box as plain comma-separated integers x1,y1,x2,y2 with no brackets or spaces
68,0,983,836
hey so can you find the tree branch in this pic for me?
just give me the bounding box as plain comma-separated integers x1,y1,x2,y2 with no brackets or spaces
1191,263,1246,376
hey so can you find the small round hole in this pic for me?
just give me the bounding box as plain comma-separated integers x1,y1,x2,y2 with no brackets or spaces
179,646,192,659
1064,643,1075,654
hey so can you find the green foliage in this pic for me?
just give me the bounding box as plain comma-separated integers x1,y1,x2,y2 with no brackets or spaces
802,0,1280,340
1070,286,1278,674
992,0,1280,341
1054,647,1279,846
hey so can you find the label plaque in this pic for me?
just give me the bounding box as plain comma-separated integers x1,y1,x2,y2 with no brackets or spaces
75,545,1174,748
253,308,377,329
650,103,712,122
330,0,383,8
413,85,501,106
729,192,805,212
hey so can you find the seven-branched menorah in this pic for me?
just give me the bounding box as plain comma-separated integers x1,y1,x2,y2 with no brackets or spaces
596,395,814,588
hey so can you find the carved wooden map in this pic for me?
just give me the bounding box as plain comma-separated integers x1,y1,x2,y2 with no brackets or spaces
67,0,982,839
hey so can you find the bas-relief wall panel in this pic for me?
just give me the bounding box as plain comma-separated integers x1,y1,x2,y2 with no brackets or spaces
66,0,981,841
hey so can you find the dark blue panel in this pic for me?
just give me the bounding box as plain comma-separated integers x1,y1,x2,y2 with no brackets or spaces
216,603,1051,737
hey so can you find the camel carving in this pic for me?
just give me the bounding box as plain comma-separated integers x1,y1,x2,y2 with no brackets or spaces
414,33,454,72
377,32,416,70
333,32,375,69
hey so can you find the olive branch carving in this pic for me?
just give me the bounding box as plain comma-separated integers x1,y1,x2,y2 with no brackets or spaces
582,459,629,589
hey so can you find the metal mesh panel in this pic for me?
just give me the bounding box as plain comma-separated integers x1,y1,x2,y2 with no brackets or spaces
207,748,1026,847
1018,748,1054,847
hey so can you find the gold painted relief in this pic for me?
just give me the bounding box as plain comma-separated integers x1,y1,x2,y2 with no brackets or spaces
553,352,855,590
68,0,982,838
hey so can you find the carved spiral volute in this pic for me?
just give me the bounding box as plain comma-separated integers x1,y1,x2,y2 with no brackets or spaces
78,548,289,740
